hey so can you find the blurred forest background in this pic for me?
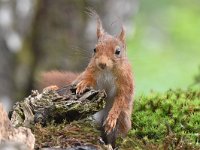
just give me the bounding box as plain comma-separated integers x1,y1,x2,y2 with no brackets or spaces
0,0,199,111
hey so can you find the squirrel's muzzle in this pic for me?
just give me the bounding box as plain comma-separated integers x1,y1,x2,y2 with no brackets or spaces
96,55,113,70
99,63,106,69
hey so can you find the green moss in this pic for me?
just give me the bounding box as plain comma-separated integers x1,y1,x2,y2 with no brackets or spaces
122,88,200,149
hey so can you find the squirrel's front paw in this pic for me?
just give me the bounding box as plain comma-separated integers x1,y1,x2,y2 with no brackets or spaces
103,114,117,134
76,80,90,94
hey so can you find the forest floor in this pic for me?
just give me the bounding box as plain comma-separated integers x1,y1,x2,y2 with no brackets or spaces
32,88,200,150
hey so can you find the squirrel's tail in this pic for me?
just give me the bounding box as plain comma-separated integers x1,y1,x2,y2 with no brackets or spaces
38,71,79,90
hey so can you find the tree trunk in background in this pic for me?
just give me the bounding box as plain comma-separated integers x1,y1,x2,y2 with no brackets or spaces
32,0,89,72
30,0,89,91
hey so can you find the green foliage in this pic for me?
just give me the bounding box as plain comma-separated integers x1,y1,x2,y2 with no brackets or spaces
127,0,200,95
130,89,200,148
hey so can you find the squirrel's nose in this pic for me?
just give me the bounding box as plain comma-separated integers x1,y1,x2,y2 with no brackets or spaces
99,63,106,69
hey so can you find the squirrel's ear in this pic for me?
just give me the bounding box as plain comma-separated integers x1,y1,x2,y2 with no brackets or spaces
97,18,104,39
118,26,126,44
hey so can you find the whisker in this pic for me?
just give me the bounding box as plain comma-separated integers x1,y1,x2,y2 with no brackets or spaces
67,45,93,60
112,58,130,65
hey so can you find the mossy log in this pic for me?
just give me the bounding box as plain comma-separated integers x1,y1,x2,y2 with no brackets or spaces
9,85,106,128
8,85,109,149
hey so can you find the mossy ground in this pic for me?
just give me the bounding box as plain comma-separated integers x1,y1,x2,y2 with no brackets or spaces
33,88,200,150
33,120,103,149
122,88,200,150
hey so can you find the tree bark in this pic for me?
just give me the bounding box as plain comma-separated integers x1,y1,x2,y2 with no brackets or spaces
9,85,106,128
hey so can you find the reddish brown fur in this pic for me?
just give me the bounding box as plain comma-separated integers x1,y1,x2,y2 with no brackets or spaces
75,34,134,126
39,12,134,148
39,71,79,90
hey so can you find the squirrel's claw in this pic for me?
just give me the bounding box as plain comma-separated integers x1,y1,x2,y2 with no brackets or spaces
103,114,117,134
76,80,88,94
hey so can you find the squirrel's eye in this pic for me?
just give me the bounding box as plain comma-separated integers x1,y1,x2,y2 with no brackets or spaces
93,48,96,53
115,47,121,55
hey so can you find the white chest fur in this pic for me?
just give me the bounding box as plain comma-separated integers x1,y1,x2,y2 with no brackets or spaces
93,70,117,125
95,70,117,100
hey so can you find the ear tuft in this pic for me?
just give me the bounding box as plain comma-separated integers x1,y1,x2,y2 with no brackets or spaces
85,8,104,39
97,17,104,39
96,17,104,39
118,26,126,43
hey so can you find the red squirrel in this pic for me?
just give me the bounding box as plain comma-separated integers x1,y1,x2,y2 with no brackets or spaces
39,13,134,148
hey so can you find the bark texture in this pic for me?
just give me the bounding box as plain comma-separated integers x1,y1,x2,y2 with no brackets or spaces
0,103,35,150
9,85,106,128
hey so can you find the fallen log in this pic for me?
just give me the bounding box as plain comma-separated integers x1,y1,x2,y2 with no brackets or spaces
9,85,106,128
8,85,108,149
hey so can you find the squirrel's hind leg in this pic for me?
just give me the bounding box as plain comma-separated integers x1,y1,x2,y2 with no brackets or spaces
101,111,131,148
99,125,117,149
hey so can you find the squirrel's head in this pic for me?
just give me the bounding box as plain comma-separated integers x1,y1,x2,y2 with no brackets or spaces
92,16,127,71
